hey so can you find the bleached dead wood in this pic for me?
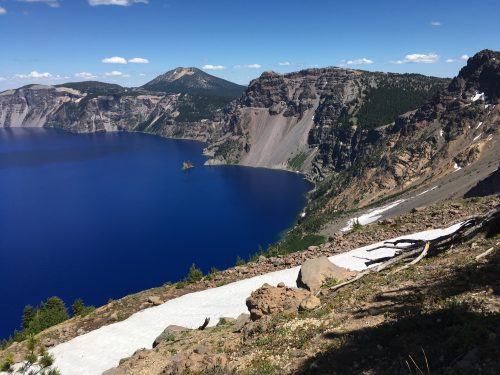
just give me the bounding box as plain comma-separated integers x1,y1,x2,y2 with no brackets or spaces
475,246,495,260
329,205,499,293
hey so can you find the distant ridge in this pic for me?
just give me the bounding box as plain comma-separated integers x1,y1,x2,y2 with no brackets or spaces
141,67,246,97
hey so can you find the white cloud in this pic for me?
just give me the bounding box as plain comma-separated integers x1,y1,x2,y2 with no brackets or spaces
128,57,149,64
102,56,128,64
446,55,469,63
0,7,7,15
89,0,148,6
202,64,226,70
346,58,374,65
16,0,60,8
104,70,130,78
390,53,439,64
0,77,6,81
234,64,262,69
15,71,53,79
430,21,441,26
278,61,291,66
75,72,97,79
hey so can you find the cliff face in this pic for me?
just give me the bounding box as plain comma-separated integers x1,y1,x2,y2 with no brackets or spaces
0,82,226,142
207,68,448,174
311,50,500,210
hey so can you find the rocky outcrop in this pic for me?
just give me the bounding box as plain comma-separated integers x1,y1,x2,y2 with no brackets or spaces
308,50,500,211
153,325,190,348
207,67,448,173
0,69,240,142
245,283,320,320
296,257,356,293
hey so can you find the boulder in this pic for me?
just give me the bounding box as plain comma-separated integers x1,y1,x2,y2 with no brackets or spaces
147,296,163,306
152,325,190,348
102,367,127,375
232,313,250,332
299,294,321,311
246,283,318,320
297,257,356,293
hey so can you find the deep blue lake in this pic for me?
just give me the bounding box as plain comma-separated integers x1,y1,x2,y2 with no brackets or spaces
0,128,311,339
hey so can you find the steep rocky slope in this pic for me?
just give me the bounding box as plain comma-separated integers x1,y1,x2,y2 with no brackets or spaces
2,197,497,374
307,50,500,212
205,68,448,171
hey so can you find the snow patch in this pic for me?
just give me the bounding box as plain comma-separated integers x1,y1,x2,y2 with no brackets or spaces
473,135,481,142
415,186,438,197
341,199,405,232
453,163,462,172
439,129,444,137
471,92,485,102
476,122,483,129
15,223,463,375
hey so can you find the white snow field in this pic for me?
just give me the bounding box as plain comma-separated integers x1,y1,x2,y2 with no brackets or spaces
340,199,406,232
6,222,463,375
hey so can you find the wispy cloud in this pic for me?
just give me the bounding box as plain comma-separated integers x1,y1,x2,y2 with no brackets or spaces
0,7,7,15
278,61,291,66
15,71,53,79
75,72,97,79
102,56,128,64
430,21,441,27
346,58,374,65
104,70,128,77
202,64,226,70
390,53,439,64
446,54,469,63
16,0,60,8
128,57,149,64
234,64,262,69
89,0,148,6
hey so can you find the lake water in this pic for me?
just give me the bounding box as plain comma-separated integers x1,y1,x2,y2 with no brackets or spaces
0,128,311,339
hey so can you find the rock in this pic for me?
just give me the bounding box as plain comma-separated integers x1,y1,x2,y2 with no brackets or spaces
102,367,127,375
193,344,210,355
110,312,119,321
297,257,356,293
152,325,190,348
299,294,321,310
42,338,56,348
232,313,250,332
147,296,163,306
165,344,228,374
308,245,319,251
246,283,315,320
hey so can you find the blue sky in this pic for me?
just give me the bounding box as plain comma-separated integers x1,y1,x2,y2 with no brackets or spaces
0,0,499,90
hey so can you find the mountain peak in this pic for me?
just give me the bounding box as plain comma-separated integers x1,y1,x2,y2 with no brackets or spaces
141,67,246,97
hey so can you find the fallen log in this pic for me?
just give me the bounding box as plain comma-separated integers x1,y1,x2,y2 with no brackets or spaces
329,205,499,292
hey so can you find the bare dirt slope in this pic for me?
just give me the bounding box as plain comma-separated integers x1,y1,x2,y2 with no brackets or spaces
239,106,318,170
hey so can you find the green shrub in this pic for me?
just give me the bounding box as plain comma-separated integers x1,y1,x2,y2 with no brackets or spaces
235,256,246,266
72,298,95,317
15,297,69,340
186,263,203,284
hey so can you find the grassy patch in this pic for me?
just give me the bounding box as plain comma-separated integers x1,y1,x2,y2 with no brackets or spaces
288,152,309,170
